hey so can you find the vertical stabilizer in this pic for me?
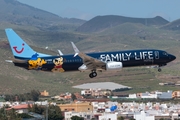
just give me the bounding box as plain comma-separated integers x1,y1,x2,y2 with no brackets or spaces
5,28,50,59
5,28,36,58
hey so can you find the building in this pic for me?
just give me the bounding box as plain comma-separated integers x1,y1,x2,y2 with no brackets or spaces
91,101,118,113
81,89,112,97
74,92,84,99
156,90,172,99
58,102,93,112
132,90,172,99
7,104,32,114
40,90,49,96
172,90,180,98
99,113,117,120
81,90,92,96
64,111,93,120
134,111,154,120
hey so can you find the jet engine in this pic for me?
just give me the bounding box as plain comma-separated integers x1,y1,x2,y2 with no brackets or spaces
106,62,123,70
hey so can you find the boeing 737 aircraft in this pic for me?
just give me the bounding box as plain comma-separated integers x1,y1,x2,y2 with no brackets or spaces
5,28,176,78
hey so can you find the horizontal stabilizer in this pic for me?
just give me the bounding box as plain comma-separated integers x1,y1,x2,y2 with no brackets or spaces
6,58,27,63
5,60,13,63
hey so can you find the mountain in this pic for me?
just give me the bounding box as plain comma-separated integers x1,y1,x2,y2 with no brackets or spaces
0,0,86,30
76,15,169,33
161,19,180,30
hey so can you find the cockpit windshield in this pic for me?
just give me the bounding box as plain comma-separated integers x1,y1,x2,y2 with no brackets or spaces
163,52,168,56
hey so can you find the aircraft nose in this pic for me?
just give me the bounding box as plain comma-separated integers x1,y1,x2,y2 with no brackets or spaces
169,54,176,61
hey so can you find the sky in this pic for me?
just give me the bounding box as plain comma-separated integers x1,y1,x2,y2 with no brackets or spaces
17,0,180,21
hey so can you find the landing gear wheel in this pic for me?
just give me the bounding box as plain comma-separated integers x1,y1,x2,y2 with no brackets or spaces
89,73,94,78
92,72,97,77
158,68,162,72
89,72,97,78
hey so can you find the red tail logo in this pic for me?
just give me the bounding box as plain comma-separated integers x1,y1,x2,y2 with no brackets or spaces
13,43,24,54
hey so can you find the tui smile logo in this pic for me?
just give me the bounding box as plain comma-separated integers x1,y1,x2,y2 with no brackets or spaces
13,43,25,54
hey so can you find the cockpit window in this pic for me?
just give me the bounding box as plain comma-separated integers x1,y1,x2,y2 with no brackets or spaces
163,52,168,56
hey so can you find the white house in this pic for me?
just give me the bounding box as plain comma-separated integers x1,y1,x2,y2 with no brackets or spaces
64,111,93,120
134,111,154,120
99,113,117,120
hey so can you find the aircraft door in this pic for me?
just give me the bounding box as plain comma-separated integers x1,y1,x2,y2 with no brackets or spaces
155,51,159,59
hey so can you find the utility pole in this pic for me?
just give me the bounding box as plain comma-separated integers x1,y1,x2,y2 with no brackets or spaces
46,104,48,120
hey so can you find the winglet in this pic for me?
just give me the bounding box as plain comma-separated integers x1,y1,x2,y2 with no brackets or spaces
71,42,79,57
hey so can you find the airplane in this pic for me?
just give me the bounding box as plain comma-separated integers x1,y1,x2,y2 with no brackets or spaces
5,28,176,78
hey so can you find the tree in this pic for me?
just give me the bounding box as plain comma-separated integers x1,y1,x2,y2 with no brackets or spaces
48,105,64,120
4,90,41,102
71,115,84,120
71,93,77,101
129,118,135,120
118,116,124,120
5,108,21,120
0,107,7,120
29,104,45,114
30,90,40,101
17,113,32,119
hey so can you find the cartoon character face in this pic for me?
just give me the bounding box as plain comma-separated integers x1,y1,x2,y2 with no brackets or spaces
52,57,64,72
28,58,47,70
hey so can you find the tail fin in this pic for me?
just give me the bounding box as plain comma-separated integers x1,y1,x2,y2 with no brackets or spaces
5,28,50,59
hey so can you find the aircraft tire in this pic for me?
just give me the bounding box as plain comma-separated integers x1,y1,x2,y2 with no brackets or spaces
92,72,97,77
89,73,94,78
158,68,162,72
89,72,97,78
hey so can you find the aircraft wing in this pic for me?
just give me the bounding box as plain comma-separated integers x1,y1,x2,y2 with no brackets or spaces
79,52,106,70
71,42,106,70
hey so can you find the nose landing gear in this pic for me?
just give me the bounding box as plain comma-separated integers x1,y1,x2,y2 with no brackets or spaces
158,68,162,72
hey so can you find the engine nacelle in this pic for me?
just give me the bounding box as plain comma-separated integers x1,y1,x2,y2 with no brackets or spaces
106,62,123,71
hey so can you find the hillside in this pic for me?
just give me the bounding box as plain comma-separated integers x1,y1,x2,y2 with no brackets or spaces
76,15,169,33
0,40,179,95
0,0,179,95
0,0,85,31
0,25,180,95
161,19,180,30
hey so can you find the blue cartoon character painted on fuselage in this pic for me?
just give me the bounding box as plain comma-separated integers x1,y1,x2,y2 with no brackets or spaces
28,58,47,70
28,53,46,70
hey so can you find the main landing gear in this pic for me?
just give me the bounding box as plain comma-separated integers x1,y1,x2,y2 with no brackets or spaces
157,64,166,72
89,71,97,78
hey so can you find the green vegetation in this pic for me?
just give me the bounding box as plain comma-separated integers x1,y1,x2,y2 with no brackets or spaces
0,107,21,120
0,104,64,120
4,90,40,101
28,104,64,120
71,116,84,120
0,23,180,95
